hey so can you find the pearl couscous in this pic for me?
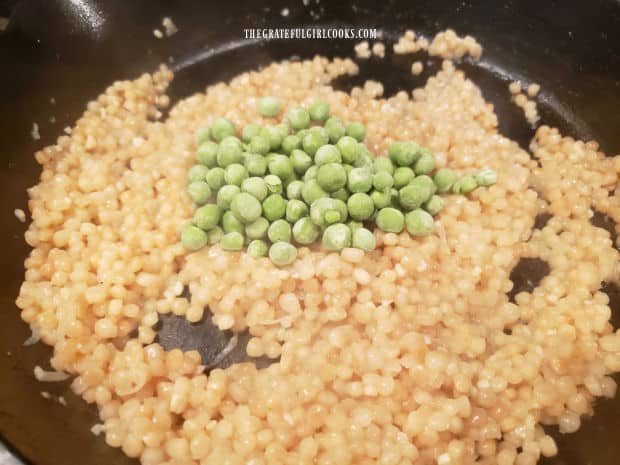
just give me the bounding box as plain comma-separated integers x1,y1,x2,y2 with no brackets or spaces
16,31,620,465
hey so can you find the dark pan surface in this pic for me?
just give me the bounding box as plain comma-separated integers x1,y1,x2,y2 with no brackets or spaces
0,1,619,464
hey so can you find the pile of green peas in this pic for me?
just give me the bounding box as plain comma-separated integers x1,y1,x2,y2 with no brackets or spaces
182,98,497,266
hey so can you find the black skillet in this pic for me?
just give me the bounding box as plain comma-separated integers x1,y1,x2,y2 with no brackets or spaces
0,1,619,464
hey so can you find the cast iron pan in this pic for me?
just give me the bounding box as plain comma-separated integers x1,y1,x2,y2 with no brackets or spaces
0,1,619,464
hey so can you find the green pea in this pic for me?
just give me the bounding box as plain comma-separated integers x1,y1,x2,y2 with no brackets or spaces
302,132,325,156
286,199,308,223
316,163,347,193
370,190,392,209
224,164,248,186
331,188,350,202
309,100,330,122
399,177,433,210
303,165,318,181
354,149,374,168
302,180,328,205
248,135,271,155
343,164,354,174
287,107,310,130
405,209,434,236
347,168,373,193
286,180,304,200
374,157,395,175
222,211,244,234
292,218,320,245
245,217,269,240
348,220,363,231
388,141,419,166
206,167,226,191
268,155,294,180
324,117,346,144
281,135,301,154
423,195,445,216
247,239,268,257
207,226,224,244
376,207,405,233
196,141,219,167
296,129,309,141
433,168,457,193
188,164,209,183
373,171,394,192
242,124,261,143
230,192,262,224
289,149,313,175
455,175,477,194
259,126,283,151
414,175,437,196
352,227,376,251
268,219,292,243
314,144,342,166
217,140,243,167
187,181,212,205
257,96,281,117
345,122,366,142
310,198,347,228
216,185,240,210
195,127,211,145
264,174,283,194
210,117,236,142
269,241,298,266
244,154,267,177
193,204,222,231
322,224,352,251
240,177,268,201
262,194,287,221
414,151,435,175
220,231,244,251
335,136,360,164
393,167,416,189
347,193,375,221
181,224,208,251
276,122,290,138
476,168,497,187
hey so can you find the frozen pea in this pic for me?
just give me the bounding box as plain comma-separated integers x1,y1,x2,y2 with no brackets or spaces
310,198,347,228
348,167,373,193
303,165,318,181
230,192,263,223
399,177,433,210
476,168,497,187
193,204,221,231
348,220,364,231
345,122,366,142
414,150,435,175
302,131,326,156
268,154,294,180
275,122,291,139
423,195,445,216
222,211,244,234
249,135,271,155
336,136,360,164
217,139,243,167
268,219,292,243
415,175,437,196
210,117,236,142
347,193,375,221
309,100,330,122
216,185,240,210
245,154,267,177
316,163,347,193
247,239,268,257
290,149,313,175
354,148,374,168
456,175,477,194
331,188,350,202
393,167,416,188
324,117,346,143
302,180,328,205
262,194,287,221
241,124,261,143
269,241,298,266
322,224,352,251
324,210,341,224
187,181,212,205
286,180,304,200
224,163,248,186
292,217,320,245
220,231,244,251
281,134,301,154
196,141,219,167
374,157,395,175
245,217,269,239
195,127,211,145
287,107,310,130
376,207,405,233
343,164,354,174
388,141,420,166
260,126,284,151
352,227,376,251
373,171,394,192
434,168,457,193
370,190,392,209
286,199,309,223
314,144,342,166
257,96,281,117
264,174,283,194
405,209,434,236
181,224,208,251
205,167,226,191
207,226,224,244
188,164,209,183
